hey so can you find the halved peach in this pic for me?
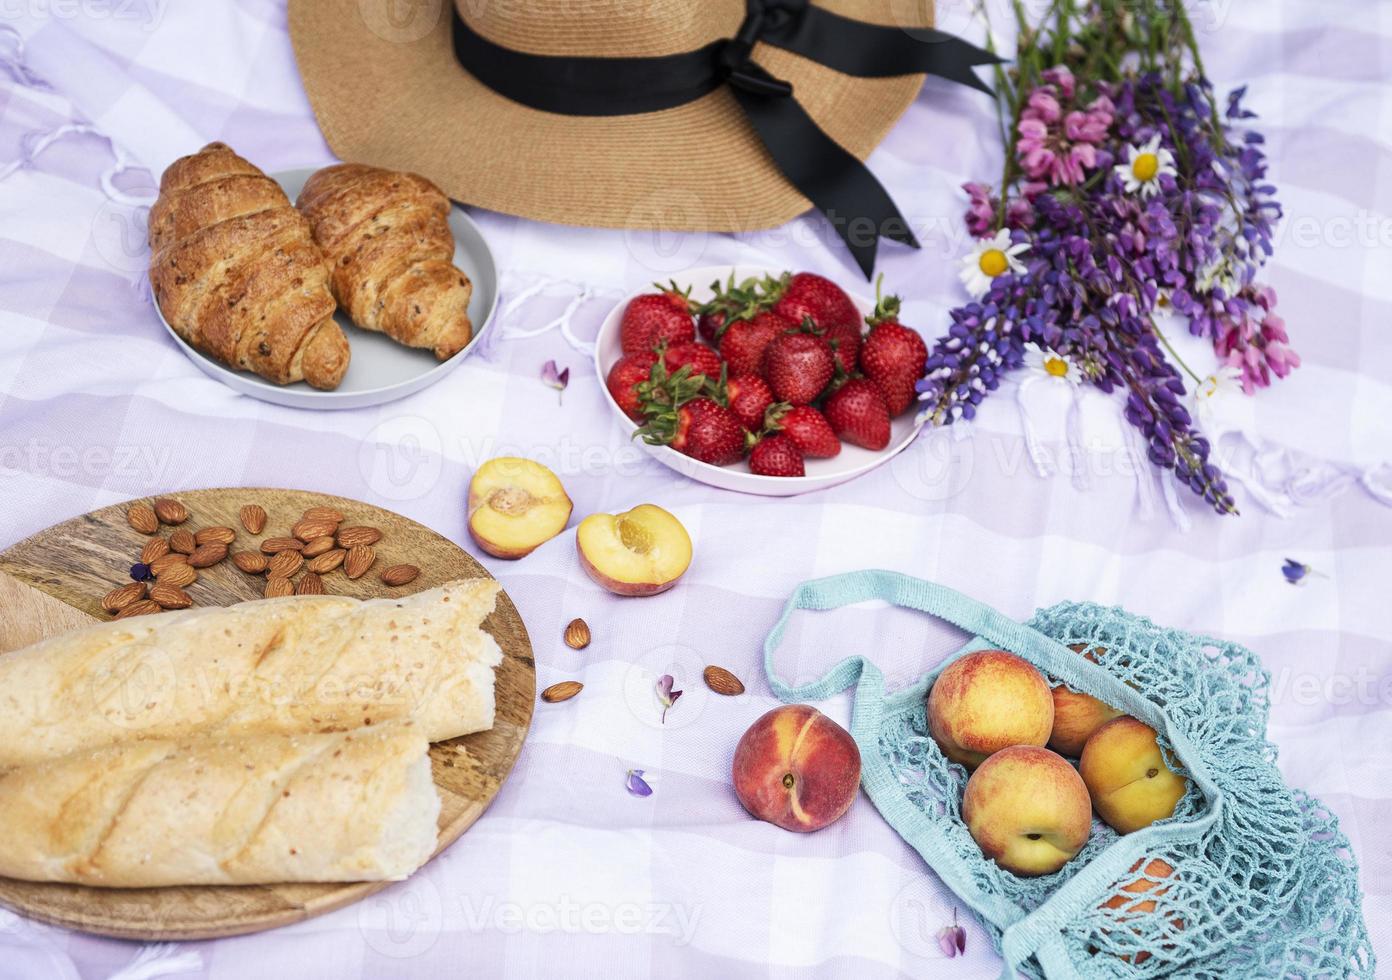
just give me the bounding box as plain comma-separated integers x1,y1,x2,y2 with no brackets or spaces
576,504,692,596
467,457,572,559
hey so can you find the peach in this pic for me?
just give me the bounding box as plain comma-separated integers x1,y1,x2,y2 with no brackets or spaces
576,504,692,597
1100,858,1181,964
928,650,1054,769
733,705,861,833
1079,716,1188,834
1049,644,1123,756
467,457,572,559
961,745,1092,876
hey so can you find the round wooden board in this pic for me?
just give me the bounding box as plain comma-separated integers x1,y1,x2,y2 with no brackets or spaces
0,488,535,941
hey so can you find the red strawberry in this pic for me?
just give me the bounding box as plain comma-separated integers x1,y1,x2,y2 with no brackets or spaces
749,433,805,477
766,403,841,458
860,288,928,415
638,396,749,467
718,309,790,377
662,342,723,382
722,374,775,432
696,275,761,345
620,282,696,355
606,351,660,421
823,378,891,450
764,272,862,373
761,327,834,406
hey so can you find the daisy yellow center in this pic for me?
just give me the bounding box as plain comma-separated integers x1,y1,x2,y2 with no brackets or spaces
1132,152,1160,182
1044,356,1069,378
979,248,1009,277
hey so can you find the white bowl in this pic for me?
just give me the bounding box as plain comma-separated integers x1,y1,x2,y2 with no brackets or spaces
154,168,499,410
593,265,924,497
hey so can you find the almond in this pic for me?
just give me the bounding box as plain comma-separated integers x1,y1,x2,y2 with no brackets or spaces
169,528,196,554
301,536,336,558
563,618,591,650
296,572,326,595
260,537,304,554
127,504,158,535
232,551,269,574
140,537,170,563
337,526,382,548
307,548,347,574
703,666,745,696
239,504,267,535
149,553,188,576
268,550,303,578
152,497,188,525
115,598,162,619
187,543,227,568
101,582,147,613
149,583,192,609
156,562,197,588
541,681,583,703
344,544,375,579
303,506,345,524
380,564,419,587
264,576,294,599
293,518,339,542
195,526,235,546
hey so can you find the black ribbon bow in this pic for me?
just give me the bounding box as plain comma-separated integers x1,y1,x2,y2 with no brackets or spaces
451,1,1000,277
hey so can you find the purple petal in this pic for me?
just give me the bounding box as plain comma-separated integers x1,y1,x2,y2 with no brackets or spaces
625,769,653,797
541,359,569,390
656,674,674,702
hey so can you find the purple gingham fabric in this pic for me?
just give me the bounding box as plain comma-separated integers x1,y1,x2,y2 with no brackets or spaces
1,2,1389,977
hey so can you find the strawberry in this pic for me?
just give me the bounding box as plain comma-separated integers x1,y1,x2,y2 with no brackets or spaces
620,282,696,355
823,378,891,450
860,285,928,415
696,274,761,345
763,271,862,373
606,351,660,421
765,403,841,459
721,374,774,432
662,342,723,382
718,309,790,377
760,325,834,406
749,434,805,477
639,396,749,467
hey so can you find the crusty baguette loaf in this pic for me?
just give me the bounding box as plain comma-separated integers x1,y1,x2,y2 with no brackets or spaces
0,580,502,768
297,164,473,360
149,142,350,389
0,725,439,886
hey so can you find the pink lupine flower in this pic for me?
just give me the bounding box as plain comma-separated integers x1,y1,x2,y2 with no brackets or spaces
1016,68,1114,186
1041,65,1076,99
962,182,996,238
1215,285,1301,393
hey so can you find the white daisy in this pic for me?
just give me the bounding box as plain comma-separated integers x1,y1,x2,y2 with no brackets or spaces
1115,134,1177,198
1192,364,1242,428
959,229,1030,298
1023,343,1081,385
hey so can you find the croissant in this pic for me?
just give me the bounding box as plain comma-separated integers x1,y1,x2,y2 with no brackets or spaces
297,164,473,360
148,142,350,389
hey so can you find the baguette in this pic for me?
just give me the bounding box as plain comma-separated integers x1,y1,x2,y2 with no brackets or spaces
0,580,502,768
0,725,440,886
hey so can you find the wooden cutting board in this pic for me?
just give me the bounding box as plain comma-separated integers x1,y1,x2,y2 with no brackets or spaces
0,488,535,940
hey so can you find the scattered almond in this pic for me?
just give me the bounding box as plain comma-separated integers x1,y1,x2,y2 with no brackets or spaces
232,551,269,574
344,544,375,579
563,618,591,650
149,583,193,609
127,504,158,535
115,598,162,619
169,528,196,555
703,666,745,696
380,564,419,587
101,582,147,613
140,537,170,563
296,572,326,595
149,553,188,576
541,681,583,703
156,562,197,588
188,543,227,568
152,498,188,525
264,576,294,599
261,537,304,554
301,536,336,558
307,548,347,574
268,551,303,578
293,518,339,542
240,504,267,534
195,526,236,546
337,526,382,548
303,506,345,524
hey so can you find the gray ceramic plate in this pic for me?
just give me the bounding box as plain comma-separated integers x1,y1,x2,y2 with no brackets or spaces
154,168,499,410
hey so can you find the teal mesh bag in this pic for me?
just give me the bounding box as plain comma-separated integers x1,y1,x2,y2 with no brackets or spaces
762,570,1373,979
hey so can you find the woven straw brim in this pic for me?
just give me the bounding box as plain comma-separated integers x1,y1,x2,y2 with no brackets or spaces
288,0,932,232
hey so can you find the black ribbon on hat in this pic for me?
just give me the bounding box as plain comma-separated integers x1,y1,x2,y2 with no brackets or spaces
451,1,1000,278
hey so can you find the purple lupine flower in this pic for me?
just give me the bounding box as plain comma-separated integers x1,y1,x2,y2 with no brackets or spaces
962,182,996,238
1282,558,1310,585
625,769,653,797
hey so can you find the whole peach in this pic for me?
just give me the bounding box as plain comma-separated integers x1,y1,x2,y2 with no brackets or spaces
961,745,1092,876
733,705,861,833
928,650,1054,769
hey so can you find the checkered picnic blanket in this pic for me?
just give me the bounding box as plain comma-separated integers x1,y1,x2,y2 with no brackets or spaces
0,2,1388,977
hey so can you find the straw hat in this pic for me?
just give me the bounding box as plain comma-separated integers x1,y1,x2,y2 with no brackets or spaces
288,0,936,234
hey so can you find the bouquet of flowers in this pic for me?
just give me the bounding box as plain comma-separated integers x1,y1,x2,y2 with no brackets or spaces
918,0,1298,515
